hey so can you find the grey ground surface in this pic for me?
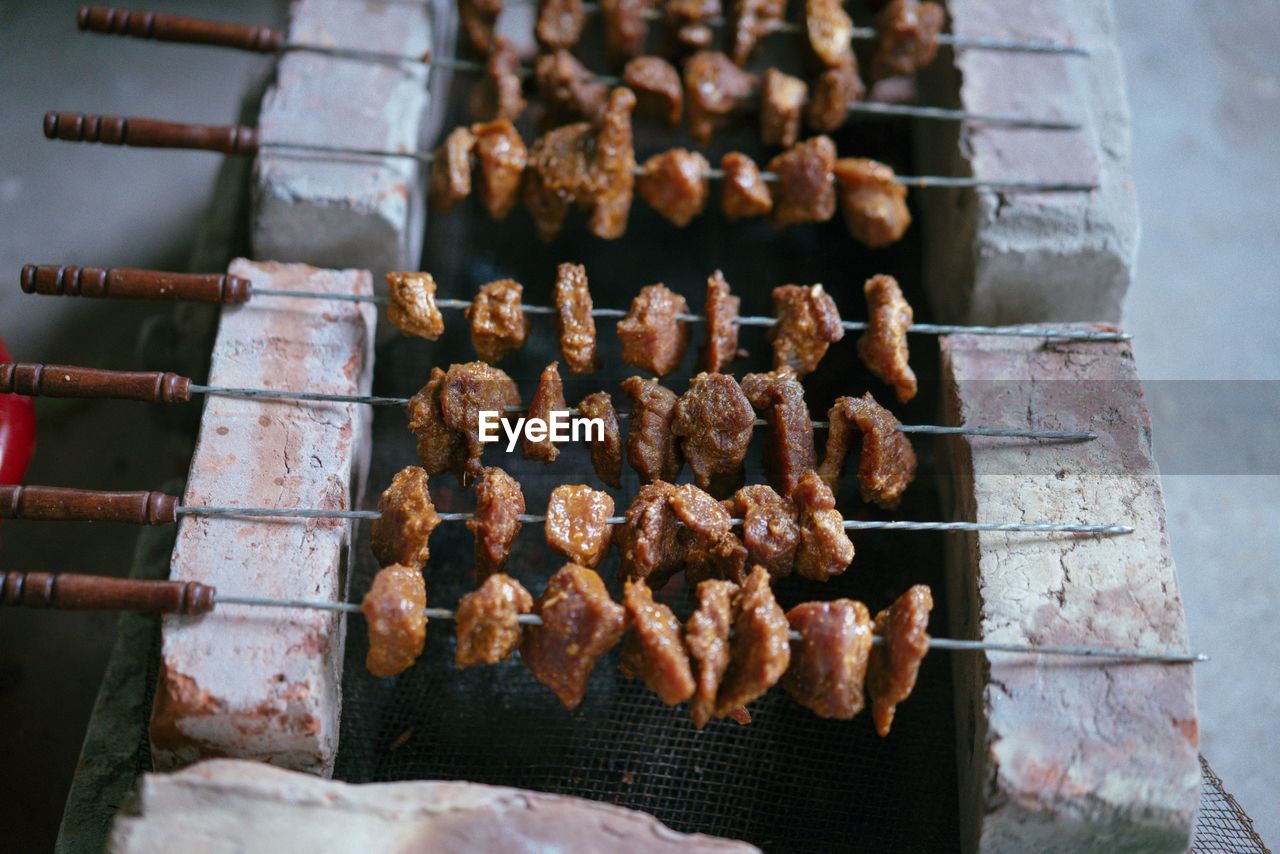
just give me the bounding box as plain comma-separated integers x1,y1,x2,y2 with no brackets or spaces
0,0,1275,850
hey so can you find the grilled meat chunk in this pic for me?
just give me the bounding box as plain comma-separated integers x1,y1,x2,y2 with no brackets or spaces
371,466,443,569
716,565,790,716
792,470,854,580
760,68,808,148
459,0,503,54
783,599,872,718
670,483,749,584
834,158,910,247
536,50,608,126
617,283,692,376
406,367,467,480
720,152,773,220
472,119,528,221
820,392,916,509
857,274,917,402
454,573,534,668
685,578,739,728
805,0,855,68
536,0,587,50
429,126,476,212
439,361,522,483
467,466,525,577
623,56,683,127
521,563,627,709
637,149,711,227
770,283,845,376
472,37,526,121
868,584,933,736
672,372,754,496
620,578,696,704
731,0,786,65
553,262,598,373
590,87,639,240
361,564,427,678
741,368,816,498
665,0,721,51
807,63,864,132
871,0,946,80
467,278,531,364
603,0,652,66
684,51,757,145
767,135,838,227
523,361,567,463
703,270,742,373
617,480,686,586
578,391,623,488
727,484,799,577
621,376,684,482
386,271,445,341
545,484,616,568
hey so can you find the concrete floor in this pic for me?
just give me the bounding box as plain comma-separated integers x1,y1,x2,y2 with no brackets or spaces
0,0,1276,849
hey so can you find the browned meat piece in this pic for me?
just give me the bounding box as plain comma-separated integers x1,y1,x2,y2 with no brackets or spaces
623,56,682,127
523,361,567,463
472,119,528,221
767,135,837,227
727,484,799,577
617,283,692,376
665,0,720,52
619,578,696,704
792,469,854,581
406,367,467,480
670,483,748,584
857,274,917,402
833,158,911,249
819,392,917,509
536,50,608,126
616,480,686,585
685,578,738,727
454,573,534,668
684,51,757,145
466,278,530,364
731,0,786,65
523,121,591,241
553,262,598,373
672,372,754,496
386,271,445,341
783,598,873,718
459,0,503,54
439,361,522,483
545,484,616,568
759,68,807,148
741,368,816,498
603,0,652,67
361,564,427,678
471,37,526,122
769,283,845,376
720,152,773,221
620,376,684,482
521,563,627,709
715,565,790,716
589,87,638,240
871,0,946,80
578,391,623,488
806,63,864,132
636,149,710,227
429,126,475,212
371,466,442,569
868,584,933,736
805,0,855,68
467,466,525,577
536,0,587,50
703,270,742,372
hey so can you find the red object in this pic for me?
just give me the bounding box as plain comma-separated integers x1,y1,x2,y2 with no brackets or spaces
0,337,37,485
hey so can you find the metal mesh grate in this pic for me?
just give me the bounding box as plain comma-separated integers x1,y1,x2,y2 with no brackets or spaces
1193,756,1270,853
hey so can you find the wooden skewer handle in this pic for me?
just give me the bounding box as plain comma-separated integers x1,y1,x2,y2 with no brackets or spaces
0,363,193,403
77,6,283,53
0,572,215,614
43,112,260,156
0,485,179,524
21,264,251,304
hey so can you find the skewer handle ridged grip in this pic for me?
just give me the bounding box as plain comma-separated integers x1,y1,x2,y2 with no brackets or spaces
20,264,251,304
43,112,260,155
0,572,214,614
0,363,192,403
0,485,178,525
76,6,283,52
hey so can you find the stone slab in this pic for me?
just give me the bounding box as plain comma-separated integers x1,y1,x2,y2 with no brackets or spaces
937,326,1199,852
914,0,1139,325
150,259,376,775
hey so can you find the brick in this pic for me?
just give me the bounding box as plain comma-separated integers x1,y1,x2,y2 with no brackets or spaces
150,260,376,775
937,327,1199,852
